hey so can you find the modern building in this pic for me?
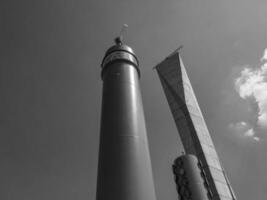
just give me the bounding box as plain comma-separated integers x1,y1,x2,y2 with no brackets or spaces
96,38,157,200
155,51,236,200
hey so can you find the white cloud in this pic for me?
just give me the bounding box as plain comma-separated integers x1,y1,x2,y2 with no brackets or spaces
229,122,260,141
228,49,267,142
229,123,260,142
235,50,267,129
261,48,267,61
229,121,248,131
244,128,254,137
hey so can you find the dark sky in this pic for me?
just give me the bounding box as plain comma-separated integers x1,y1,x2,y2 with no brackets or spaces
1,0,267,199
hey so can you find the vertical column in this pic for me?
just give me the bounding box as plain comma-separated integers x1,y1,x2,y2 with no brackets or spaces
156,52,235,200
96,40,156,200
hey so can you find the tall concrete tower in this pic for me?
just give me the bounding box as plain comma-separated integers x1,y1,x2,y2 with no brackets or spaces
155,51,236,200
96,38,157,200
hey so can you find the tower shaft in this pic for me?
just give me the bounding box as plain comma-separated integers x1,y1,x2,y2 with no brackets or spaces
96,43,156,200
156,51,236,200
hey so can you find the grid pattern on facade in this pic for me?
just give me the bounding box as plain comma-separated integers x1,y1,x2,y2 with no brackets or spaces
156,52,234,200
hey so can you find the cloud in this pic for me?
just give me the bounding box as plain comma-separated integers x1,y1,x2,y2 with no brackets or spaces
228,122,260,142
229,121,248,132
235,50,267,129
261,48,267,61
227,48,267,142
244,128,254,137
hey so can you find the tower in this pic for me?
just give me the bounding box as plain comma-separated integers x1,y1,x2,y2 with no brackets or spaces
155,51,236,200
96,38,157,200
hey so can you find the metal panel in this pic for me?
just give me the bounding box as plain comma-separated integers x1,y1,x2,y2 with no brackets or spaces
97,43,157,200
173,155,210,200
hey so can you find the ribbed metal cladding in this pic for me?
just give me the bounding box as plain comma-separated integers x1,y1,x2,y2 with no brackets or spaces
173,154,211,200
101,44,140,78
96,43,156,200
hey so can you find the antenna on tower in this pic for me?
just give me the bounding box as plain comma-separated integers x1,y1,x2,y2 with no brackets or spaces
114,24,128,45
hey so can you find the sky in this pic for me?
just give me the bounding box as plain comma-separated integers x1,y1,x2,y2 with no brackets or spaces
0,0,267,199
